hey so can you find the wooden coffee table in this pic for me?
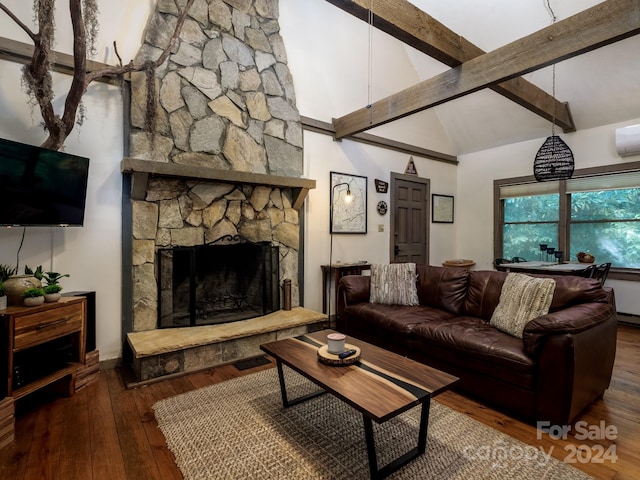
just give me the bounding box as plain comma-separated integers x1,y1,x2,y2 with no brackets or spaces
260,330,459,479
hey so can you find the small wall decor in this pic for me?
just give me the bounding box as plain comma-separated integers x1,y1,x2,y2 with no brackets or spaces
432,194,454,223
374,179,388,193
330,172,367,234
404,156,418,175
376,201,387,215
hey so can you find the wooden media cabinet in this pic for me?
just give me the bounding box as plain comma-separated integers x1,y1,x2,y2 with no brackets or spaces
1,296,87,400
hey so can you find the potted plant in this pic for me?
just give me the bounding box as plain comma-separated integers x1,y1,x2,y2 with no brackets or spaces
42,271,70,285
0,281,6,310
0,264,17,282
43,284,63,303
22,287,46,307
2,265,42,306
24,265,44,281
42,272,69,303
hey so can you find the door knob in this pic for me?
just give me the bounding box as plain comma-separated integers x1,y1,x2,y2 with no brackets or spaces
394,245,400,255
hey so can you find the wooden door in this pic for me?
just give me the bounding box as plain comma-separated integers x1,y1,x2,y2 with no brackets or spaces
390,173,429,264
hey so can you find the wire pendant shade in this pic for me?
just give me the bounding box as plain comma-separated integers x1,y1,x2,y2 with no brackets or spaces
533,135,575,181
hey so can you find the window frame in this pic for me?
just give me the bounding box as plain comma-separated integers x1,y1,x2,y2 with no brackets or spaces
494,161,640,282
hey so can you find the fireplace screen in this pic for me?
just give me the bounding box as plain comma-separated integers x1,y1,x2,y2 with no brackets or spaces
158,242,280,328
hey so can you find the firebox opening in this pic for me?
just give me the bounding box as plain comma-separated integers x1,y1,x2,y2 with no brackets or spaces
158,241,280,328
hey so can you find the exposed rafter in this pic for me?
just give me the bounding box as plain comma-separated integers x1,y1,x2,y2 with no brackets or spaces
325,0,575,133
332,0,640,140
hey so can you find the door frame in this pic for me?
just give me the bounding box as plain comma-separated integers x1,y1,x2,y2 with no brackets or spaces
389,172,430,264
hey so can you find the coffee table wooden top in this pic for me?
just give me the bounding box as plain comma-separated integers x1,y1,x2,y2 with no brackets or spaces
260,330,458,423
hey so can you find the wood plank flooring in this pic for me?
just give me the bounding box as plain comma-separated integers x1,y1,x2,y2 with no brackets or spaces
1,324,638,480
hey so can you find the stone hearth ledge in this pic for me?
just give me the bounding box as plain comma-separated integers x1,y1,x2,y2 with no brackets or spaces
127,307,326,358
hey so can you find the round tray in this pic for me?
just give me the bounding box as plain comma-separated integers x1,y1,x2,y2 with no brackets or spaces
317,344,361,366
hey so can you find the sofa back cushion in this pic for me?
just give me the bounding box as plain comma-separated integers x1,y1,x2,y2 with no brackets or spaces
415,265,469,315
464,270,508,320
463,270,609,320
546,275,609,310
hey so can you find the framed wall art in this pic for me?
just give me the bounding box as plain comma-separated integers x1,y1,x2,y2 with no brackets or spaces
432,194,454,223
330,171,367,233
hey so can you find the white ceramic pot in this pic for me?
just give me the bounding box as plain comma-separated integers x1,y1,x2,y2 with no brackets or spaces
24,296,45,307
44,293,62,303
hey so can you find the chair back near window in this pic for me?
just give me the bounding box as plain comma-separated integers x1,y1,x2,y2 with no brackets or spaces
494,258,511,267
581,264,597,278
591,263,611,285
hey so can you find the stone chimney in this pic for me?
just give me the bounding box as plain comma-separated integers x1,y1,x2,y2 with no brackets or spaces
124,0,307,334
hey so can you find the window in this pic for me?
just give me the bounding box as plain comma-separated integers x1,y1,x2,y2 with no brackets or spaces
503,194,559,260
568,173,640,268
495,163,640,277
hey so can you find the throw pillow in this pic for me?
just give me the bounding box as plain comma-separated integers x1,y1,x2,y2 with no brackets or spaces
369,263,419,306
490,273,556,338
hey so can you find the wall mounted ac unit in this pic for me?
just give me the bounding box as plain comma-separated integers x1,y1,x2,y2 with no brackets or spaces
616,125,640,157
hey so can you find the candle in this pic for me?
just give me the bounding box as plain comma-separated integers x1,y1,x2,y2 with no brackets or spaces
327,333,346,354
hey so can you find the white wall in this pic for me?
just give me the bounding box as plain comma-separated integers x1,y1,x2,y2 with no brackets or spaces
301,132,458,314
456,118,640,315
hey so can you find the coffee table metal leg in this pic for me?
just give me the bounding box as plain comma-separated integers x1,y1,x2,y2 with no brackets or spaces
363,399,431,480
275,360,326,408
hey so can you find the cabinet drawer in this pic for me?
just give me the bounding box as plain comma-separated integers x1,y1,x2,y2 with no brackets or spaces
13,303,83,351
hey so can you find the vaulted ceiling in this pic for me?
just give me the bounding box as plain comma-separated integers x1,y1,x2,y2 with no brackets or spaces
324,0,640,155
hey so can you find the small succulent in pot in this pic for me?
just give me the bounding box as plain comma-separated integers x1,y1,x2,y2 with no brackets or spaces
44,284,63,295
43,283,63,303
23,287,46,298
22,287,46,306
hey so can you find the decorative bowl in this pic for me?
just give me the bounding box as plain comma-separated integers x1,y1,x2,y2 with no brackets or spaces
577,252,595,263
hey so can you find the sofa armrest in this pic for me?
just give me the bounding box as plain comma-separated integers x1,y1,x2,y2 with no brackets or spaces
336,275,371,317
535,314,617,424
522,302,615,357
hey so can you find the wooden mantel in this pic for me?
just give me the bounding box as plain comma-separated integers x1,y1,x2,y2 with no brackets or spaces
121,158,316,210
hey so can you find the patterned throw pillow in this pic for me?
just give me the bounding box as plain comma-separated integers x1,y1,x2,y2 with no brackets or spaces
370,263,419,306
490,273,556,338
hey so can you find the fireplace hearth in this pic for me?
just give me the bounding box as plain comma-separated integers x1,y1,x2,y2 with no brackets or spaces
158,241,280,328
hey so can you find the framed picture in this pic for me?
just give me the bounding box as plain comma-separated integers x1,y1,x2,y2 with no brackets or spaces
330,171,367,233
432,194,454,223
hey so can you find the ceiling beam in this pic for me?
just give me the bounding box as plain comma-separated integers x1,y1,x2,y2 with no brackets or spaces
0,36,119,85
325,0,575,132
333,0,640,140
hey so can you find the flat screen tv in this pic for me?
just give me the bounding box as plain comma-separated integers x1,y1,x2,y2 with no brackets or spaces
0,137,90,227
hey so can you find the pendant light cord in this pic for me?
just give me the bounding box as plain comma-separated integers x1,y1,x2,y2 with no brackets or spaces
545,0,557,136
367,2,373,108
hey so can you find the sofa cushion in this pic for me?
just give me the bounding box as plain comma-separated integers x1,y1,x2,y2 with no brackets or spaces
490,273,556,338
410,316,535,389
463,270,508,320
415,265,469,315
370,263,419,305
344,303,455,335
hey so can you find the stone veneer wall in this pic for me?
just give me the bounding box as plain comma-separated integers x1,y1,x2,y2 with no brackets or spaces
127,0,303,333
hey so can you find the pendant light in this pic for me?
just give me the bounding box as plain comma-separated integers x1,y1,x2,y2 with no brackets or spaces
533,0,574,182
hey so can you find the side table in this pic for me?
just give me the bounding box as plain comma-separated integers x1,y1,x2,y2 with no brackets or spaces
321,263,371,315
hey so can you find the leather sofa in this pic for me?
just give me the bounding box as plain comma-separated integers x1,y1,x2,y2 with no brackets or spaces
336,265,617,425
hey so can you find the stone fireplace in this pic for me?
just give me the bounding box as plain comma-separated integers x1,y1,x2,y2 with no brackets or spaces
120,0,324,383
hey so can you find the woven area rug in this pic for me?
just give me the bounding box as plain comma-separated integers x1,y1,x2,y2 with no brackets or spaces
153,368,592,480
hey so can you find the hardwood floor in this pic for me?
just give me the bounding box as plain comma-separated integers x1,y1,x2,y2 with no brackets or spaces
1,324,638,480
